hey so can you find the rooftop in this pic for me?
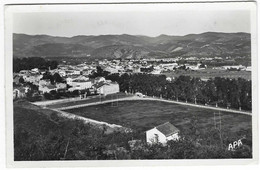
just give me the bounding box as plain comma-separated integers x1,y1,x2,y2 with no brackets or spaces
155,122,179,137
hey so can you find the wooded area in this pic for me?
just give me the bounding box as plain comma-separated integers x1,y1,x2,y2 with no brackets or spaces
13,57,58,72
105,73,252,111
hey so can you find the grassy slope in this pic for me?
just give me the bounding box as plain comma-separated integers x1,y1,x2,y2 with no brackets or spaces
64,100,252,135
13,100,80,160
14,100,61,136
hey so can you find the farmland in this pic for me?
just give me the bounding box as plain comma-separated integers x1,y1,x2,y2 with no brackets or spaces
64,100,252,138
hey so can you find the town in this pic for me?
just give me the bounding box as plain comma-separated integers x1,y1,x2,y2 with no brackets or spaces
8,1,256,163
13,57,251,102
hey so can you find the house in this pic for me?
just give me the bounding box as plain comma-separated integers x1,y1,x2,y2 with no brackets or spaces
146,122,180,145
246,66,251,72
94,82,120,95
82,69,93,76
166,77,173,82
56,83,67,90
58,70,67,77
104,66,119,74
23,74,43,85
94,77,106,84
13,75,21,85
39,79,51,86
221,65,246,70
66,75,89,85
19,70,30,75
13,87,27,99
70,80,92,90
31,68,39,73
39,84,57,94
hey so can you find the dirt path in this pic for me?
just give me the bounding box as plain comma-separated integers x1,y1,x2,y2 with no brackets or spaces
51,108,131,134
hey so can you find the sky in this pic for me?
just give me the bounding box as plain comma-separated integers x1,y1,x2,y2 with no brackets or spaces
13,10,250,37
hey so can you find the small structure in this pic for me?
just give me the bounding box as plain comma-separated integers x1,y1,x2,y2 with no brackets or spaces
95,82,120,95
146,122,180,145
135,92,145,98
13,75,21,85
56,82,67,90
13,87,27,99
94,77,106,84
39,84,57,94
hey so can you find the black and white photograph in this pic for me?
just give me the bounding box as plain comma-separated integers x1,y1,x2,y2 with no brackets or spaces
4,1,258,167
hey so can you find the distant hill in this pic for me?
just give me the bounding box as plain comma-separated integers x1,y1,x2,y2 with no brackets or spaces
13,32,251,60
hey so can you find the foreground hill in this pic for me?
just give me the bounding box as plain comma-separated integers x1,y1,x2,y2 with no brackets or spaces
13,32,251,60
13,99,252,160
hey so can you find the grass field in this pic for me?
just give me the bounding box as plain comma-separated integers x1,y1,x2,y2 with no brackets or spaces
47,92,132,109
162,68,251,80
64,100,252,136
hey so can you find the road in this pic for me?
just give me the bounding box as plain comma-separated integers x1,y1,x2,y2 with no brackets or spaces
54,96,251,116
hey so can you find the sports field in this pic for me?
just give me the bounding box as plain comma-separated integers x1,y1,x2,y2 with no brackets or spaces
64,100,251,135
46,92,132,109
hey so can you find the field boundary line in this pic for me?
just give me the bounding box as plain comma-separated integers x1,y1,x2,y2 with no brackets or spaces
51,108,125,129
54,96,251,116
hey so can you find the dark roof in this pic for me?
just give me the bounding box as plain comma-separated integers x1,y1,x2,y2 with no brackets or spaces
155,122,179,137
72,79,89,82
46,85,57,89
95,76,105,80
93,81,107,89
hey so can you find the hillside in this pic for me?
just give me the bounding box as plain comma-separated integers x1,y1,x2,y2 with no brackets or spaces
13,32,251,60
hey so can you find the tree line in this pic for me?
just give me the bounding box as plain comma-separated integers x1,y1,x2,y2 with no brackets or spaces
13,57,58,73
104,73,251,111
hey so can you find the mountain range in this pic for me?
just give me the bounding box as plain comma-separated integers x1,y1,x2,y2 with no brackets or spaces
13,32,251,60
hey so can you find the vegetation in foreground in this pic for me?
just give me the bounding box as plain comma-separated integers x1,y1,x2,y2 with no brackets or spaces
14,100,252,160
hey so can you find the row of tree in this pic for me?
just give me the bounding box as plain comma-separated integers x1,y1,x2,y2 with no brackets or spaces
104,73,251,110
13,57,58,73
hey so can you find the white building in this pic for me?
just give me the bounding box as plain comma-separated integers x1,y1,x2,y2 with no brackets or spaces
146,122,180,145
69,80,92,91
246,66,251,72
185,63,206,71
221,65,246,70
56,83,67,90
94,77,106,84
39,79,51,86
160,63,178,70
58,70,67,77
22,74,43,85
151,69,161,75
39,84,57,94
95,82,120,95
31,68,39,73
66,75,89,85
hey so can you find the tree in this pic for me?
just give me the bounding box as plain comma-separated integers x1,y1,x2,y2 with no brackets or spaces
42,71,55,84
53,73,63,83
19,77,25,84
13,57,58,73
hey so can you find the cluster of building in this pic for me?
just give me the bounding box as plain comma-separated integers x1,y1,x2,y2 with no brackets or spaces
13,57,251,100
96,58,209,75
213,65,251,71
13,65,119,99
